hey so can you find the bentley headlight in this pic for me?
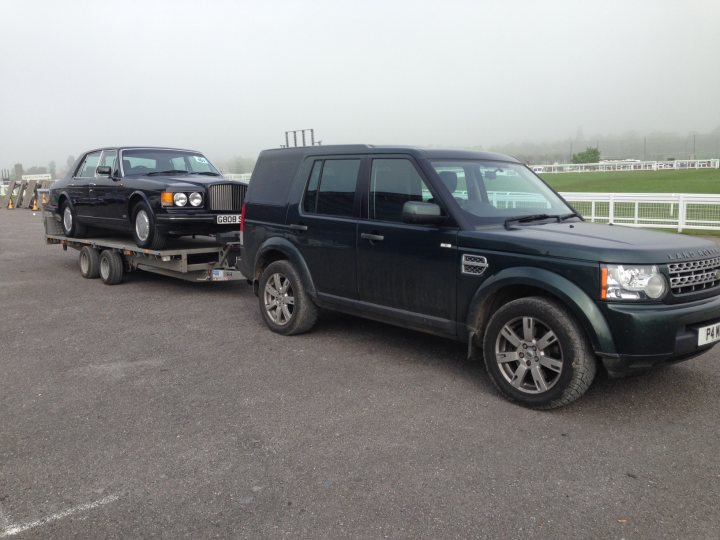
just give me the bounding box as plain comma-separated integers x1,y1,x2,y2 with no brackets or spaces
174,192,187,206
189,192,203,207
601,264,667,301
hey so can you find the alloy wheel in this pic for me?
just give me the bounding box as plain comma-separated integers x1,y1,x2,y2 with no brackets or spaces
494,316,564,394
63,206,72,232
135,209,150,242
263,273,295,325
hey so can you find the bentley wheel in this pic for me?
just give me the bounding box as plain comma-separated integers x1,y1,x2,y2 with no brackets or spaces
131,201,167,250
61,201,86,238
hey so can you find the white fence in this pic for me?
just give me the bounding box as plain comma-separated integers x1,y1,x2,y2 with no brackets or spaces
559,192,720,232
533,159,719,174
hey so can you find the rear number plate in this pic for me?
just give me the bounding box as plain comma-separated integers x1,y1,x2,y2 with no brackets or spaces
698,322,720,346
217,214,241,224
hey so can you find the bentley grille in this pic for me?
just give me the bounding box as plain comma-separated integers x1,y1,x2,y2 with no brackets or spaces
208,183,246,212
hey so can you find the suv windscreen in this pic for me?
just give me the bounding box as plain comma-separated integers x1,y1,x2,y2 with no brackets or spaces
429,160,573,225
121,149,220,176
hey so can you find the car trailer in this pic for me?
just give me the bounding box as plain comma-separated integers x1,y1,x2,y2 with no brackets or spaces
40,191,245,285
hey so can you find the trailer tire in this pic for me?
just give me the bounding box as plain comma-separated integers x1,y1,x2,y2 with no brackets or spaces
79,246,100,279
99,250,123,285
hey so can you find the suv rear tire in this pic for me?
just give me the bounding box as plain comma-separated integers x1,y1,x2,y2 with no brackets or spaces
258,260,318,335
482,296,596,409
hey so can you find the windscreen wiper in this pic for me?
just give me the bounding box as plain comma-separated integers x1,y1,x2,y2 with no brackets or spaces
191,171,221,176
504,213,561,229
147,170,189,176
559,212,583,221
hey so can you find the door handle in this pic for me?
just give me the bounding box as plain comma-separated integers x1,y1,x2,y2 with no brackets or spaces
289,224,308,231
361,233,384,242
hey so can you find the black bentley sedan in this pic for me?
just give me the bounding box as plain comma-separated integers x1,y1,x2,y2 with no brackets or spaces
47,147,247,249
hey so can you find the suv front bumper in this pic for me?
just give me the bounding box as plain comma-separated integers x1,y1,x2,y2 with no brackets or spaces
599,293,720,376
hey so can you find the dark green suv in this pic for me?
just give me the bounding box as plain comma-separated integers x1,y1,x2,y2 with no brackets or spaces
239,145,720,408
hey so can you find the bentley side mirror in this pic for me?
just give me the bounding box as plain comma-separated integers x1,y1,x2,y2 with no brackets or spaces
96,165,112,176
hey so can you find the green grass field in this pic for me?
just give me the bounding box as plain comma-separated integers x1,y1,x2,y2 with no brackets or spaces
540,169,720,193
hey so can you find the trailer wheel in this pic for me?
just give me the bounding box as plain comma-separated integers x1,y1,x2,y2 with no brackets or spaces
99,250,124,285
79,246,100,279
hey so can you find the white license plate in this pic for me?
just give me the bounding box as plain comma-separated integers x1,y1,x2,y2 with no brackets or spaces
698,322,720,346
216,214,241,224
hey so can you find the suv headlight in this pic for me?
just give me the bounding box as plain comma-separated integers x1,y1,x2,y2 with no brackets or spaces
601,264,667,301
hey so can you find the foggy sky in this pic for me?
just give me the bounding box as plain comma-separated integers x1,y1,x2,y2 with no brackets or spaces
1,0,719,170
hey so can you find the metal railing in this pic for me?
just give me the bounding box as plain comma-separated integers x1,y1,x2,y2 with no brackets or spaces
533,159,719,173
560,192,720,232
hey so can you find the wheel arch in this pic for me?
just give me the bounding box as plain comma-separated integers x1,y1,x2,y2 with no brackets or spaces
252,237,317,297
465,267,616,356
127,191,152,221
57,191,73,212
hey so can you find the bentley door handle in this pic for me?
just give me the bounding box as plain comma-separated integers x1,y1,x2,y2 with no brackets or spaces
361,233,384,242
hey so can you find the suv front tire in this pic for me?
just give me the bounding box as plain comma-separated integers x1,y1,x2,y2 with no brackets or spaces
482,296,596,409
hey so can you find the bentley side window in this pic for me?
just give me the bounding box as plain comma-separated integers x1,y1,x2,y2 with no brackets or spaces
77,151,101,178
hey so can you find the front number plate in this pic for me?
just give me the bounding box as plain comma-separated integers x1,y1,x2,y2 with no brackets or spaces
698,322,720,346
217,214,241,224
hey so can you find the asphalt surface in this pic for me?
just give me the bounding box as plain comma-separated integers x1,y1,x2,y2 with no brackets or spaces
1,209,719,539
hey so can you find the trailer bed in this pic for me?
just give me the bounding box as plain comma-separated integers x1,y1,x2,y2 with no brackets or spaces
41,194,245,284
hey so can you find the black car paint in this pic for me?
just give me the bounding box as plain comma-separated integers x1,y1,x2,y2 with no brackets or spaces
48,147,245,238
240,145,720,376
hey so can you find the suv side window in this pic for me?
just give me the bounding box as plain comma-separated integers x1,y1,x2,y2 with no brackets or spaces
302,159,361,217
77,151,101,178
369,158,433,222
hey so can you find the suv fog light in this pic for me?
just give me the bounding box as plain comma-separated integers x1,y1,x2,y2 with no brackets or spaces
189,192,203,207
174,192,187,206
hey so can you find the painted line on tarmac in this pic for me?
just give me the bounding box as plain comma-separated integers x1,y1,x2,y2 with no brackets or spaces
0,494,119,538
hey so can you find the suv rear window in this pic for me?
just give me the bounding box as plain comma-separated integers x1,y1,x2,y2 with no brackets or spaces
248,154,303,204
303,159,361,217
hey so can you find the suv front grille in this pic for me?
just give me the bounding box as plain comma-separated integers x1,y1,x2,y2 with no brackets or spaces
208,183,246,212
667,256,720,294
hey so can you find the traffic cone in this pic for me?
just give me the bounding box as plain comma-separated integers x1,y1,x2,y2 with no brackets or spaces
7,196,14,209
31,196,39,211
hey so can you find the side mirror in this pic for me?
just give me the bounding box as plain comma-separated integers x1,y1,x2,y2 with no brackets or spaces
401,201,446,225
96,165,112,176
